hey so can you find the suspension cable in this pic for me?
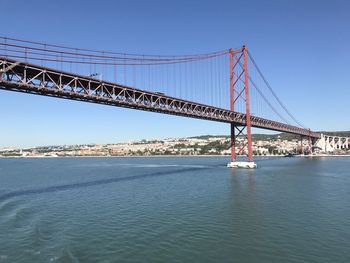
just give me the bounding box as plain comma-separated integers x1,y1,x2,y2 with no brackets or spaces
247,50,306,128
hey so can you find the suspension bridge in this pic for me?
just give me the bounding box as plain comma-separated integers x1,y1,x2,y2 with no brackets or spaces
0,37,346,168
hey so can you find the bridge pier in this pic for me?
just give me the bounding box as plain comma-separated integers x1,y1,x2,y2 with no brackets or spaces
300,135,303,154
228,123,256,168
326,136,333,152
227,46,256,169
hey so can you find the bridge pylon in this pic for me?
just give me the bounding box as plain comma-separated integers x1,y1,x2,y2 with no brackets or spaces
227,46,256,169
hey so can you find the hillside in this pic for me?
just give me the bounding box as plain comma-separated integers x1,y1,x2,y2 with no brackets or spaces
191,131,350,141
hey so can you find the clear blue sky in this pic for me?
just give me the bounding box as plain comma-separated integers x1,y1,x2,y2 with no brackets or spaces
1,0,349,147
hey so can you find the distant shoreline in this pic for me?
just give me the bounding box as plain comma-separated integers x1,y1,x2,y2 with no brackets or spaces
300,154,350,157
1,154,350,159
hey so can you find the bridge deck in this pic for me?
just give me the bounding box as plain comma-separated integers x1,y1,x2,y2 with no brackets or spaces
0,57,320,139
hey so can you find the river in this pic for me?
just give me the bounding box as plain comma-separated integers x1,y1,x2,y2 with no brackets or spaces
0,156,349,262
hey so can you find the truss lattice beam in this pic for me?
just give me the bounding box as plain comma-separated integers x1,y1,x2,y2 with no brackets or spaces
0,57,320,139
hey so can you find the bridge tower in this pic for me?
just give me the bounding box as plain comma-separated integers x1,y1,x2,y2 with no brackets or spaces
227,46,257,169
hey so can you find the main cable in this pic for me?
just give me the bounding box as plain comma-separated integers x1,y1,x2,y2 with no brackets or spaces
247,50,306,128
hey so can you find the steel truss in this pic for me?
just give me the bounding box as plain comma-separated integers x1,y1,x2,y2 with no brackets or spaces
0,57,320,140
229,47,254,162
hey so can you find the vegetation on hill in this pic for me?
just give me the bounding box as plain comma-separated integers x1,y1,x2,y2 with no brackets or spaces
191,131,350,141
190,133,299,141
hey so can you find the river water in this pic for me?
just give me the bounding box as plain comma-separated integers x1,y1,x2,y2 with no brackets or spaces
0,156,349,262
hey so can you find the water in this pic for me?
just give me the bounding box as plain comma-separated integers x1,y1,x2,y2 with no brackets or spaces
0,156,349,262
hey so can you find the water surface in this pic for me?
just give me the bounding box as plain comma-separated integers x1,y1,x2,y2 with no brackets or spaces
0,157,349,262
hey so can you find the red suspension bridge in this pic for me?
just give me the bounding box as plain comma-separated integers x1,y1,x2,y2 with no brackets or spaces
0,37,321,168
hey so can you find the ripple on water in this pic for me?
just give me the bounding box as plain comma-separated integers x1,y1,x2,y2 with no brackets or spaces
0,157,350,262
0,201,37,228
0,255,8,261
0,199,23,213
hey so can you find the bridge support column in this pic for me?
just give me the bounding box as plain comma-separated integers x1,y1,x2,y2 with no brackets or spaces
315,133,326,152
300,135,303,154
230,123,236,162
340,137,344,150
325,136,329,152
227,46,256,169
327,136,334,152
308,129,313,154
340,138,344,150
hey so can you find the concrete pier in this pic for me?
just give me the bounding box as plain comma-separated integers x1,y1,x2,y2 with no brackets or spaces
227,161,257,169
